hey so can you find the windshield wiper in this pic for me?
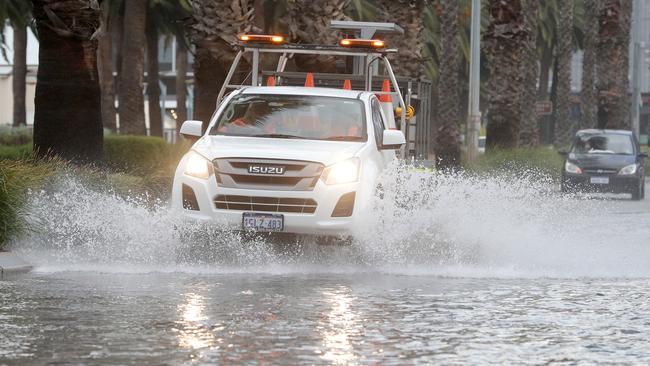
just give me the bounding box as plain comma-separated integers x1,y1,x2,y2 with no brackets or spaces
251,133,306,139
322,136,365,141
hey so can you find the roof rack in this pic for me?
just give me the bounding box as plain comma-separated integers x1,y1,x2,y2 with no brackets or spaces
217,41,407,132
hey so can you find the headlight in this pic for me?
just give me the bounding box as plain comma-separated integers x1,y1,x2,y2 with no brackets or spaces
321,158,360,185
565,161,582,174
619,164,637,175
184,151,211,179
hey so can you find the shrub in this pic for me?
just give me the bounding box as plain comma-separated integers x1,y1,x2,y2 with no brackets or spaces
465,147,564,180
0,126,33,146
0,144,32,160
103,135,170,175
0,159,62,247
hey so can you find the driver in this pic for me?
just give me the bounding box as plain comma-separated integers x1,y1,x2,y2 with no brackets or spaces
218,101,270,133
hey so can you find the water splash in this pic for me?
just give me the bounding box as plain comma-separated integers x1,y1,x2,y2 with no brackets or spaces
11,167,650,278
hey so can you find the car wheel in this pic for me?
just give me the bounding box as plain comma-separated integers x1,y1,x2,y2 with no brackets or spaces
632,181,643,201
641,179,646,200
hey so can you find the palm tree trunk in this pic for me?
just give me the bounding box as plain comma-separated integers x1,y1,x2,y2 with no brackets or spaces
581,0,599,129
98,7,117,132
484,0,527,149
553,0,574,147
12,24,27,127
282,0,350,73
518,0,540,147
175,41,188,129
193,44,224,126
31,0,103,162
597,0,632,129
434,0,460,169
377,0,427,79
189,0,254,125
118,0,147,135
146,18,162,137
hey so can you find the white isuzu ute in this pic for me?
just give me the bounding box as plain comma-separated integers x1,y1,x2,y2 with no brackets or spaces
172,86,405,236
171,31,412,237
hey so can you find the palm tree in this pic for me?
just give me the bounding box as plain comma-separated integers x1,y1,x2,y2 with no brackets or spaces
31,0,103,162
553,0,574,147
281,0,350,72
518,0,540,147
0,0,32,127
596,0,631,130
118,0,147,135
11,24,27,127
189,0,254,124
98,0,117,132
580,0,598,129
484,0,527,149
145,0,191,137
434,0,460,169
376,0,428,79
146,15,162,137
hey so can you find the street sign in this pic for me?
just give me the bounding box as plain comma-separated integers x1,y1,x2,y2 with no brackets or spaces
536,101,553,116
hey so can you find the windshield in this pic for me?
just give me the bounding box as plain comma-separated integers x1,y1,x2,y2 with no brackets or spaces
210,94,367,141
570,133,634,155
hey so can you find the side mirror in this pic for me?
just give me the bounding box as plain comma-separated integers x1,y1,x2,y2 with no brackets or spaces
180,120,203,140
639,152,648,158
558,149,568,157
380,130,406,150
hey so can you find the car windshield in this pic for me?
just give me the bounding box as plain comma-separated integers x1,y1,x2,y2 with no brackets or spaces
210,94,367,141
570,133,634,155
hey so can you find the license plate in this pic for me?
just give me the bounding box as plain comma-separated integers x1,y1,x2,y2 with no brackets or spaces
242,213,284,232
590,176,610,185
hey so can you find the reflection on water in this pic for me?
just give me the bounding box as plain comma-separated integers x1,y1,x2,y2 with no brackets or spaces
320,286,360,364
176,292,215,351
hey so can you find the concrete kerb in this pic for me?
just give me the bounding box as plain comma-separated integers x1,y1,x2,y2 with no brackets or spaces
0,252,33,278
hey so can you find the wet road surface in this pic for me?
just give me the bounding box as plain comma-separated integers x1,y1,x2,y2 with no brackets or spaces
2,178,650,364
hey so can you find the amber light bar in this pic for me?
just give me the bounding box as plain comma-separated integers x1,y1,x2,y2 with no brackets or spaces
239,34,285,44
339,39,385,48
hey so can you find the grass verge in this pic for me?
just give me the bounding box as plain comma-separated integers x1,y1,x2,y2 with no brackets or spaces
465,147,564,180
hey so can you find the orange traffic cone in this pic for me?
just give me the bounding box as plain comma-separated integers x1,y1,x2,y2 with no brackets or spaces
379,79,397,129
266,76,276,87
378,79,392,102
343,79,352,90
304,73,314,87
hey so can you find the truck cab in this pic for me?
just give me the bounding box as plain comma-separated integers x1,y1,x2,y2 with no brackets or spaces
172,86,405,236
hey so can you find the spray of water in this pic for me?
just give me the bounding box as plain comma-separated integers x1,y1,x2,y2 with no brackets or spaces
11,166,650,278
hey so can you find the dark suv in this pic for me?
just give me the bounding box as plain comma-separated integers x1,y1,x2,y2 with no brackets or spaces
560,129,647,200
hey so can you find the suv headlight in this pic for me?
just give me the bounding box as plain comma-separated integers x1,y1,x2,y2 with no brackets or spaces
184,151,211,179
565,161,582,174
321,158,360,185
619,164,638,175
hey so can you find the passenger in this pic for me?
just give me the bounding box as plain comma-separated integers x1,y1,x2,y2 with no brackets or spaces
324,112,360,138
219,102,270,133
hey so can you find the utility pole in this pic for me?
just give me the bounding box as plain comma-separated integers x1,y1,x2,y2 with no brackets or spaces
466,0,482,162
631,0,642,137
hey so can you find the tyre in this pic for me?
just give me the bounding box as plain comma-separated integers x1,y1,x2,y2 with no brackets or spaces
631,180,644,201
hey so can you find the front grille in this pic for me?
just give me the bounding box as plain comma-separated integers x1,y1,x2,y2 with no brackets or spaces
213,158,324,191
214,195,318,214
583,168,618,175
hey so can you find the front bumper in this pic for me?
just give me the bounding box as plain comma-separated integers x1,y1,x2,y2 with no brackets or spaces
173,174,369,236
562,173,641,193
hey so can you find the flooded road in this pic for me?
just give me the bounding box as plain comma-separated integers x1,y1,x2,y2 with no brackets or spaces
3,174,650,364
3,272,650,365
